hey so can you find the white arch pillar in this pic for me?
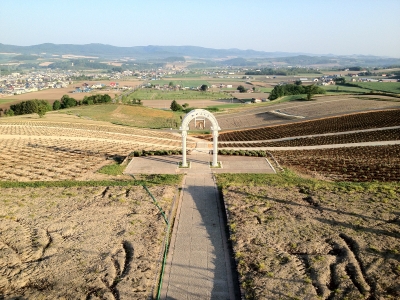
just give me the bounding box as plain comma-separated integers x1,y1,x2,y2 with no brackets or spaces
182,130,188,167
180,109,221,168
212,130,218,167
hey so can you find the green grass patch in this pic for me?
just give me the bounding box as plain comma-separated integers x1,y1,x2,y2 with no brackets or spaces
296,73,323,77
147,80,209,87
0,98,19,105
204,96,292,113
127,89,230,101
98,163,126,176
353,82,400,94
58,103,182,129
215,170,400,194
0,174,182,188
321,85,369,94
258,87,273,93
281,95,308,101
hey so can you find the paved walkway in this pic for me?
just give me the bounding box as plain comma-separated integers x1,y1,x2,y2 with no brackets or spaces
124,153,276,175
124,148,274,299
161,153,237,299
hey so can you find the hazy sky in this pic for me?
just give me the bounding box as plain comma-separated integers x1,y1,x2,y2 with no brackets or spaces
1,0,400,57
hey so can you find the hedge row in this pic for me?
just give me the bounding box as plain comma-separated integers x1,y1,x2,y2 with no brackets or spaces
131,149,183,157
218,149,268,157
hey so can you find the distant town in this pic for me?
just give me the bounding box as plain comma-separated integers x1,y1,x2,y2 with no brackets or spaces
1,66,398,98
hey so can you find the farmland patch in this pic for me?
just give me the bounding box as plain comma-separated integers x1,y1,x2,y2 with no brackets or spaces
271,145,400,182
217,173,400,299
214,95,400,130
219,128,400,148
215,109,400,142
0,121,195,181
0,185,177,299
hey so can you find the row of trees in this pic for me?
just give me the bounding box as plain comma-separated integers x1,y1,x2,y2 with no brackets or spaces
268,84,326,100
4,93,112,118
169,100,219,113
9,99,52,117
53,94,112,110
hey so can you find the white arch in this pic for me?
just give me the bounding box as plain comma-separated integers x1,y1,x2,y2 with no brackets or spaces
179,109,220,167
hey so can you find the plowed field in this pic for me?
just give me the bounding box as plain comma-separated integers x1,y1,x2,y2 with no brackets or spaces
271,145,400,182
215,109,400,142
0,185,177,299
217,173,400,300
219,128,400,148
215,95,400,130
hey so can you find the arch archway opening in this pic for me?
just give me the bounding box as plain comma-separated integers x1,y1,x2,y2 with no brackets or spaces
179,109,221,167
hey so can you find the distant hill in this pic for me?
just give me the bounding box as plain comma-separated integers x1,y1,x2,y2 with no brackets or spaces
1,43,399,68
0,43,306,59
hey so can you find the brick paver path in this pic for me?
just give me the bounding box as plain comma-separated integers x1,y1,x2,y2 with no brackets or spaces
161,153,236,299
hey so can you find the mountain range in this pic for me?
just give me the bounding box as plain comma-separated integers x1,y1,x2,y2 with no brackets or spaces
0,43,399,67
0,43,319,59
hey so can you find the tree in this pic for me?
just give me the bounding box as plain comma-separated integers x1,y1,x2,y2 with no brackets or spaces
5,109,14,116
334,77,346,84
237,85,246,93
305,84,319,101
37,104,47,118
268,85,285,100
200,84,208,92
101,94,112,103
60,95,77,108
294,80,302,86
182,103,189,109
24,100,38,114
53,100,61,110
170,100,182,111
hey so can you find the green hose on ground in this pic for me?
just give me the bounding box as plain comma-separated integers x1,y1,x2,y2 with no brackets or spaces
130,175,172,300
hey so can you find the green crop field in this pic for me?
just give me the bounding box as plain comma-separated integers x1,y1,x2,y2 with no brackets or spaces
127,89,230,101
0,99,18,105
206,103,246,110
171,73,205,78
353,82,400,94
149,80,209,87
321,85,369,94
258,87,273,92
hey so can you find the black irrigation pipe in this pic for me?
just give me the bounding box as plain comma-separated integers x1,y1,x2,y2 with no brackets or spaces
130,175,172,300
